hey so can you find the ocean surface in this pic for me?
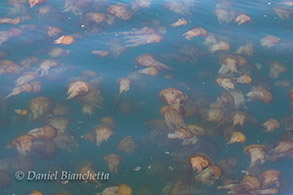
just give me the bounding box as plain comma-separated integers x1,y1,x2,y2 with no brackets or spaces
0,0,293,194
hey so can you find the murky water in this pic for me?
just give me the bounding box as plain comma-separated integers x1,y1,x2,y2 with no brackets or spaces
0,0,293,194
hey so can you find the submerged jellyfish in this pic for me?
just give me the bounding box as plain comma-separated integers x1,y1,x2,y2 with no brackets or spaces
54,35,75,45
267,139,293,161
244,144,267,167
35,60,59,77
107,3,133,20
260,35,280,48
0,17,21,25
237,74,252,84
269,61,288,79
262,118,280,132
78,163,101,185
117,77,132,94
182,27,207,40
189,154,211,173
195,165,222,185
216,76,236,90
104,154,122,173
246,85,273,103
28,96,55,120
28,125,57,140
260,170,281,189
28,0,47,8
236,42,253,56
117,136,136,153
66,80,91,100
159,88,188,109
227,131,246,144
93,126,114,147
234,14,252,25
136,54,171,70
170,18,188,27
232,112,246,127
11,135,36,156
167,128,193,140
160,105,186,131
209,41,230,53
219,55,238,75
289,88,293,100
199,108,225,123
98,184,133,195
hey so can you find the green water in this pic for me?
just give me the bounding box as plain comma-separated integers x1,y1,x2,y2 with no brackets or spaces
0,0,293,194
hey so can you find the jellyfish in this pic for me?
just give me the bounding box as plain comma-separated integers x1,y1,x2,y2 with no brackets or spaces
167,128,193,140
218,175,261,194
93,126,114,147
49,47,70,58
0,28,22,46
269,61,288,79
0,17,21,25
236,42,253,56
236,74,252,84
209,41,230,53
46,26,63,38
78,87,104,115
232,112,246,127
54,35,75,45
158,88,188,109
259,170,281,189
78,163,101,185
273,6,291,19
92,50,110,58
53,132,78,153
218,55,238,75
246,85,273,103
28,0,47,8
28,125,57,140
119,27,164,47
15,109,29,117
104,154,122,173
47,117,71,133
170,18,188,27
187,124,206,136
117,136,136,153
234,14,252,25
133,0,152,10
14,72,38,87
5,83,33,99
262,118,280,132
260,35,280,48
0,60,22,75
11,135,36,156
195,165,222,185
138,66,159,77
63,0,93,15
28,96,55,120
229,89,247,109
289,88,293,100
160,105,186,131
182,27,207,40
100,117,116,129
117,77,132,94
267,139,293,161
107,3,133,20
35,59,59,77
199,108,225,123
66,80,91,100
244,144,267,167
84,12,107,24
216,92,234,107
98,184,133,195
216,76,236,90
189,154,211,173
227,131,246,144
217,157,239,175
136,54,171,70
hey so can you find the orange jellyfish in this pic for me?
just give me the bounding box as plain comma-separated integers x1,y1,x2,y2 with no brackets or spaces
189,154,211,172
78,163,101,185
214,8,236,24
104,154,122,173
107,3,133,20
98,184,133,195
138,66,159,77
167,128,193,140
218,175,261,194
232,112,246,127
117,77,132,94
199,108,225,123
28,125,57,140
117,136,136,153
259,170,281,189
66,80,91,100
209,41,230,53
260,35,280,48
15,109,29,117
0,17,21,25
0,60,22,75
244,144,267,167
182,27,207,40
236,42,253,56
267,139,293,161
93,126,114,147
49,47,70,58
158,88,188,109
262,118,280,132
35,59,59,77
14,72,38,87
219,55,238,75
236,74,252,84
216,76,236,90
235,14,252,25
11,134,36,156
246,86,273,103
160,105,186,131
170,18,188,27
136,54,171,70
269,61,288,79
54,35,75,45
84,12,107,24
28,96,55,120
195,165,222,185
227,131,246,144
5,83,33,99
28,0,47,8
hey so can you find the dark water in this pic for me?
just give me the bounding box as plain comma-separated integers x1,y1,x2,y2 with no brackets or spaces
0,0,293,194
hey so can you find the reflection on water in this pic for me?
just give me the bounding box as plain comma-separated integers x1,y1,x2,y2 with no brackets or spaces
0,0,293,194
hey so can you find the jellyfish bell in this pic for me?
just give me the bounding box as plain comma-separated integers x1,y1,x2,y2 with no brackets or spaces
11,134,36,156
136,54,171,70
262,118,280,132
117,77,132,94
118,136,137,153
182,27,207,40
244,144,267,167
170,18,188,27
260,35,280,48
54,35,75,45
195,164,222,185
219,55,238,75
235,13,252,25
189,154,211,173
14,109,29,116
236,42,253,56
107,3,133,20
49,47,70,58
28,125,57,140
216,76,236,90
267,139,293,161
160,105,186,131
66,80,91,100
269,61,288,79
246,85,273,103
259,170,281,189
104,154,122,173
84,12,107,24
167,128,193,140
232,111,246,127
78,163,101,185
28,96,55,120
227,131,246,144
28,0,47,8
159,88,188,108
93,126,114,147
200,107,225,123
209,41,230,53
236,74,252,85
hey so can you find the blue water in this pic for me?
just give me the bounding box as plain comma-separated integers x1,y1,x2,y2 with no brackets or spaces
0,0,293,194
